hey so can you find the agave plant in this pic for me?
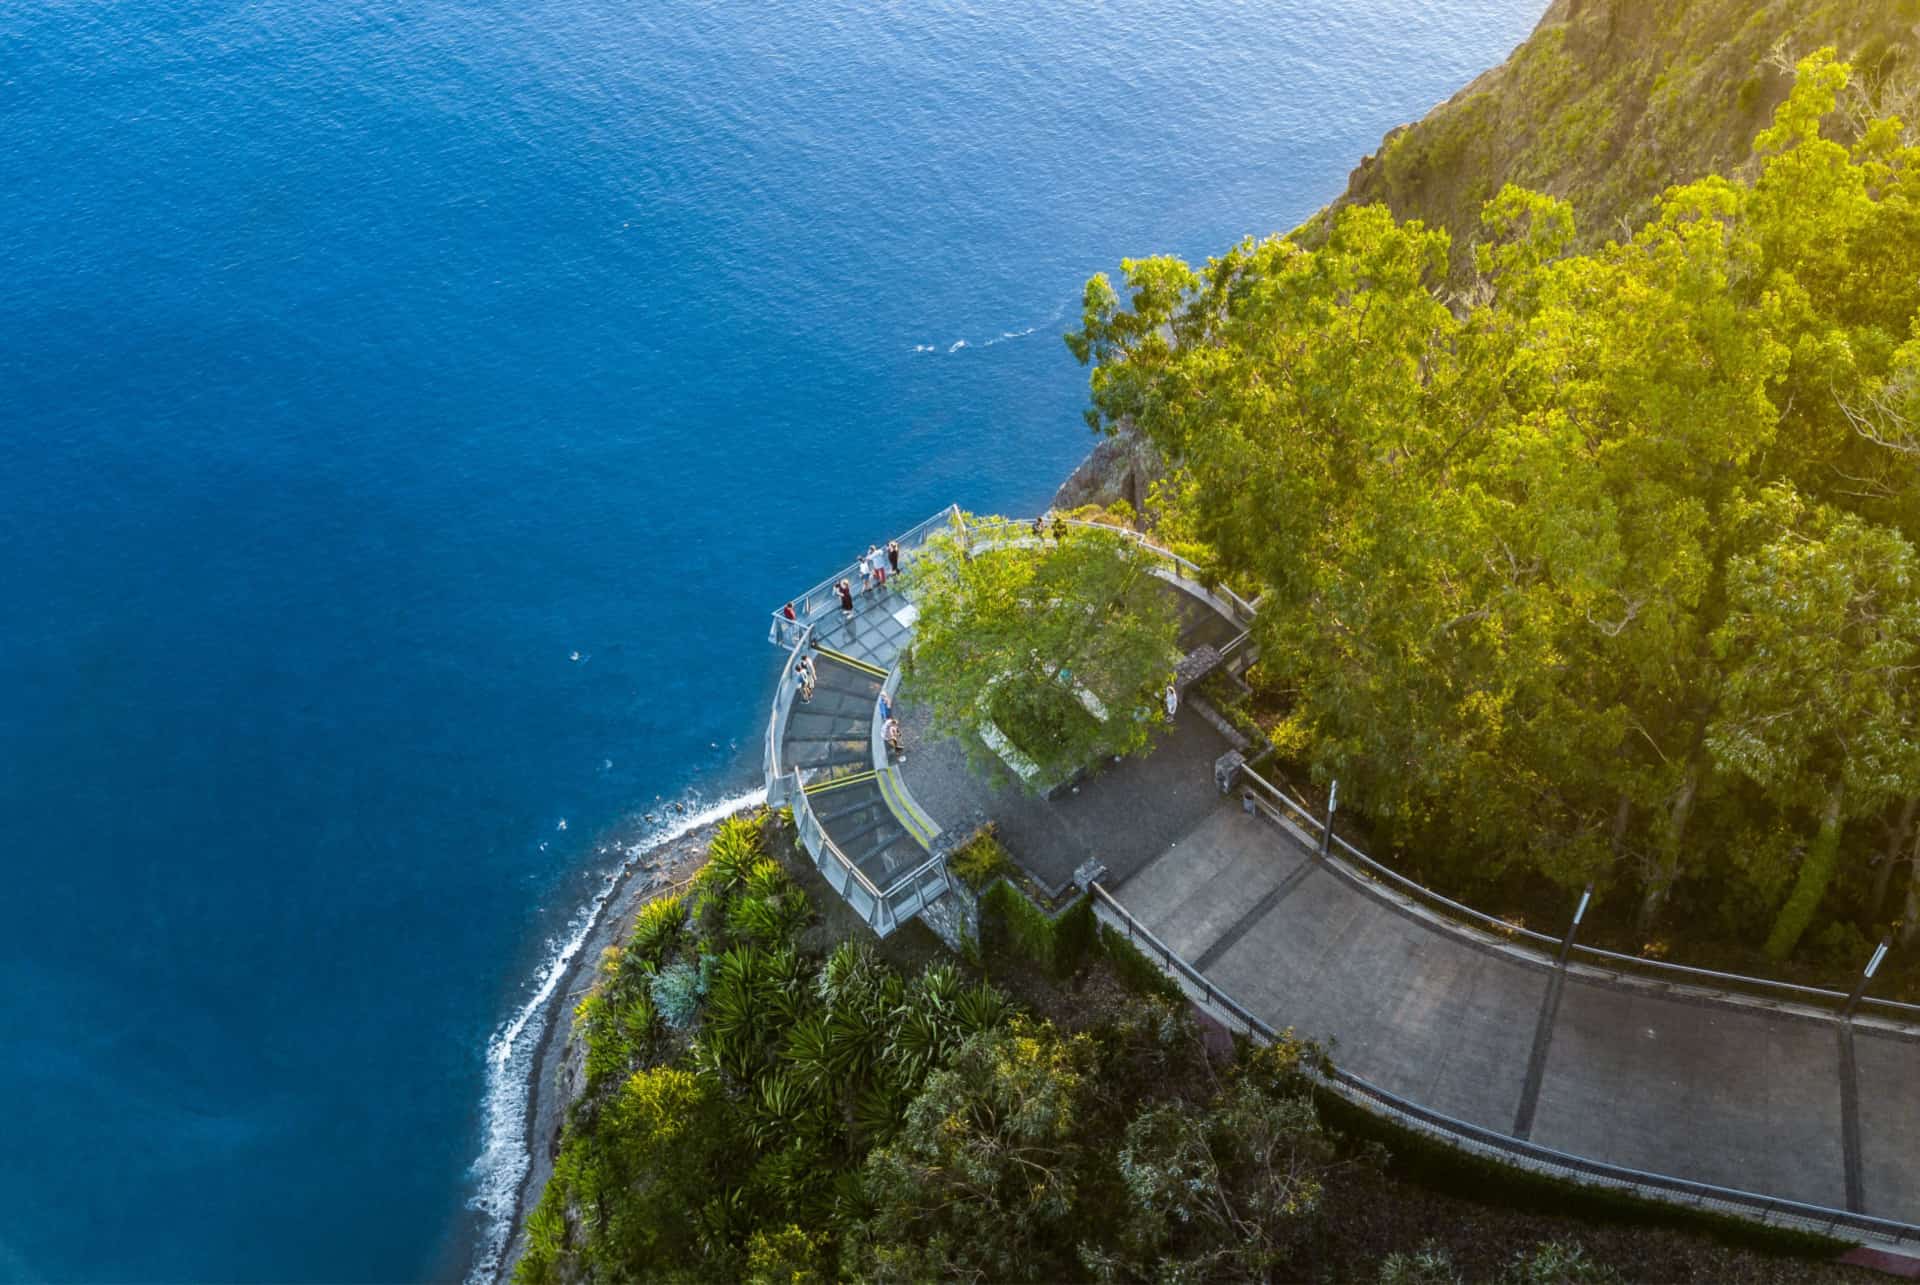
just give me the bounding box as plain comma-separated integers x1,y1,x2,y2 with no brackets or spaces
703,816,765,894
630,894,686,963
883,1004,952,1089
850,1080,907,1146
954,980,1010,1034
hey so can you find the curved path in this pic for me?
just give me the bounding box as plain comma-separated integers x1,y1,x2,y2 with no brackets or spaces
1109,804,1920,1230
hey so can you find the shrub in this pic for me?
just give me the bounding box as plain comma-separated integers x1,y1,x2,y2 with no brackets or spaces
979,880,1094,978
631,893,686,963
1504,1240,1619,1284
705,814,767,895
1099,924,1189,1004
948,829,1014,891
1377,1244,1462,1284
651,956,712,1029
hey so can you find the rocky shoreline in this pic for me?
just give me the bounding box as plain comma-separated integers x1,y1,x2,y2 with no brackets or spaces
491,811,738,1283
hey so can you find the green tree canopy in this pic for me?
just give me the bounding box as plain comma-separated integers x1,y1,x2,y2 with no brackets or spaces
905,517,1182,789
1066,51,1920,958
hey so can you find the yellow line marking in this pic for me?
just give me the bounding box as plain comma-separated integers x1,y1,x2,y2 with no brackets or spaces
803,768,878,795
877,768,936,849
813,645,887,678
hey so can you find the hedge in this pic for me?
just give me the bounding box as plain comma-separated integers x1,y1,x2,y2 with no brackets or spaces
979,879,1095,978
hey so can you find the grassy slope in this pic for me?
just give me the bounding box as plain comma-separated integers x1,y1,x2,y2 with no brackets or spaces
1301,0,1920,281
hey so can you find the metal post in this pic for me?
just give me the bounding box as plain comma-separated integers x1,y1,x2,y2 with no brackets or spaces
1318,779,1338,860
1557,884,1593,968
1844,938,1891,1020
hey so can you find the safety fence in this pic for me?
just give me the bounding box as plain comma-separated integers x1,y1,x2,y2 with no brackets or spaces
786,767,956,938
767,505,961,644
763,625,815,805
958,513,1260,624
1087,882,1920,1249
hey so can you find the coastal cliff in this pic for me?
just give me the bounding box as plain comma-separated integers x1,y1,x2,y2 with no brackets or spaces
1301,0,1919,281
1055,0,1919,509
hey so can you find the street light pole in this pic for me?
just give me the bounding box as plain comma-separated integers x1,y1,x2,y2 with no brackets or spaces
1557,884,1594,968
1843,938,1891,1021
1318,779,1338,860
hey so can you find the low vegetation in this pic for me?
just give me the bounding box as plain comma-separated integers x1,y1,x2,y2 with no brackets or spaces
517,812,1869,1283
1310,0,1920,285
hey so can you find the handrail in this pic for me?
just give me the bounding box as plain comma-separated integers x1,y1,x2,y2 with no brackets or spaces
1238,765,1920,1021
768,504,960,642
764,625,815,791
957,513,1258,623
1239,766,1561,951
1086,883,1920,1247
789,768,887,900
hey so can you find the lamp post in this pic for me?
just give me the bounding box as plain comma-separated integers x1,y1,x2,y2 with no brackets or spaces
1843,938,1891,1021
1557,884,1594,968
1318,779,1338,860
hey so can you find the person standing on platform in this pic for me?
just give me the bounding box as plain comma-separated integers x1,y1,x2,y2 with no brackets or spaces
886,540,901,575
837,578,854,621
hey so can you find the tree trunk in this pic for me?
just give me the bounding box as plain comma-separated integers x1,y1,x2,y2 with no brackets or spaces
1639,763,1698,931
1871,797,1917,916
1765,780,1846,961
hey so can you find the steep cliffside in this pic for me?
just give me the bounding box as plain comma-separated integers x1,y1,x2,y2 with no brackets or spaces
1301,0,1919,281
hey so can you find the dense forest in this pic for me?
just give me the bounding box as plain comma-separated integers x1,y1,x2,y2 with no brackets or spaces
1068,56,1920,964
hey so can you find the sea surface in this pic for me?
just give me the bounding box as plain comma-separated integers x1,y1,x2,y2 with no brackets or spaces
0,1,1544,1278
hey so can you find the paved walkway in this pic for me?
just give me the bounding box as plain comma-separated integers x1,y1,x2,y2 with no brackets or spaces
1111,803,1920,1224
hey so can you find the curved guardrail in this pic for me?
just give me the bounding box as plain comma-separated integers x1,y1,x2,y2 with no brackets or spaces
957,513,1259,624
787,766,955,937
768,505,961,643
763,625,814,806
1236,765,1920,1024
1087,883,1920,1249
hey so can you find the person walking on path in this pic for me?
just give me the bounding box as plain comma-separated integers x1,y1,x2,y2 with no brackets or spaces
1052,514,1067,545
837,578,854,621
886,540,901,575
1031,515,1045,542
1164,683,1178,720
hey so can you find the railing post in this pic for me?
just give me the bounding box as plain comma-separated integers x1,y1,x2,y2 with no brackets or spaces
1318,779,1338,860
1844,938,1891,1020
1557,884,1593,968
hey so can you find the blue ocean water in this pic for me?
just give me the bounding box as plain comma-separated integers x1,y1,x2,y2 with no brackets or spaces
0,1,1544,1278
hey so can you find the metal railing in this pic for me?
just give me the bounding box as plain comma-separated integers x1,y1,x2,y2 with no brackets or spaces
789,767,891,927
787,766,956,938
956,513,1259,624
1235,765,1920,1022
763,625,815,805
767,505,961,643
1087,883,1920,1248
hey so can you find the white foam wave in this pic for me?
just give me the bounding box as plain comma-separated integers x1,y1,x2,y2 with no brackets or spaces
911,343,934,353
464,787,765,1284
947,339,967,352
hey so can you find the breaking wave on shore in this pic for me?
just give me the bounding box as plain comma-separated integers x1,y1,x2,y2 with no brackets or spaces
463,787,765,1283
